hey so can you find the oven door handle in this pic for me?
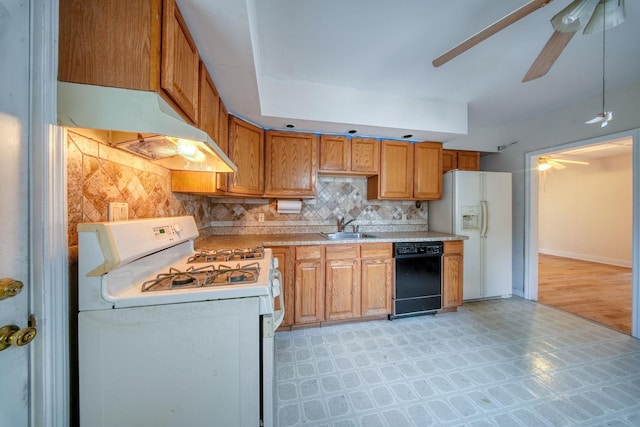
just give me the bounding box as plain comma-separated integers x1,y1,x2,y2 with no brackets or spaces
272,270,284,329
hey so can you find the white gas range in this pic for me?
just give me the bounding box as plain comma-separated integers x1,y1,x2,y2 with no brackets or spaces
77,216,282,427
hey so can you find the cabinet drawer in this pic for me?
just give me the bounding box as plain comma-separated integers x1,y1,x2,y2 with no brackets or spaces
325,245,359,260
296,245,323,261
444,240,464,254
360,243,392,259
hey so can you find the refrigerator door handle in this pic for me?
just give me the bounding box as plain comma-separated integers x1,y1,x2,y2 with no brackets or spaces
480,201,488,238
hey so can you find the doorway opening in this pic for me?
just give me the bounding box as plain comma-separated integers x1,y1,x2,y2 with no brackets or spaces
525,129,640,338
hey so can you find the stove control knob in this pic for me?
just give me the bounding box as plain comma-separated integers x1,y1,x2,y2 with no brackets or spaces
173,224,183,234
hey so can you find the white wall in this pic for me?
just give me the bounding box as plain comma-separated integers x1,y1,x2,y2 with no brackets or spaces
447,80,640,295
538,153,632,267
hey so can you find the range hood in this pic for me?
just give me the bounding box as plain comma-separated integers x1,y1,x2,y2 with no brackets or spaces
57,82,237,173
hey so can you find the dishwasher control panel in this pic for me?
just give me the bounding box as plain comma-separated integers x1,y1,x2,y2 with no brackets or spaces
394,241,443,257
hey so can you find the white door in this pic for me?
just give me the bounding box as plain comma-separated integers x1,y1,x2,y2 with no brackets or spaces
0,0,32,425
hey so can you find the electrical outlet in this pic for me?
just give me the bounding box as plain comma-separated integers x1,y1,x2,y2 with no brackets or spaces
108,202,129,221
258,213,265,223
402,213,407,221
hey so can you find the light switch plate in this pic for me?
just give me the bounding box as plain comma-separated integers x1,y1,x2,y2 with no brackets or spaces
108,202,129,221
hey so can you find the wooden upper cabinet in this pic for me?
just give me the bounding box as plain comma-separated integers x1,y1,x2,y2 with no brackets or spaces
457,150,480,170
59,0,162,91
368,140,414,199
351,138,380,174
218,101,229,155
264,131,318,198
442,149,480,173
198,62,220,143
227,116,264,196
319,135,350,173
161,0,200,124
414,141,443,200
442,150,457,173
59,0,201,124
319,136,379,176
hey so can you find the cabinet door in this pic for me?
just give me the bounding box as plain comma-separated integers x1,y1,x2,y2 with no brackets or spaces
361,258,393,317
198,62,220,143
216,101,230,192
442,240,464,309
325,259,360,321
377,140,413,199
351,138,380,174
319,135,350,172
442,149,457,173
294,260,324,324
457,151,480,171
264,131,318,197
161,0,200,124
58,0,162,91
171,170,221,195
228,117,264,196
269,247,294,329
414,141,443,200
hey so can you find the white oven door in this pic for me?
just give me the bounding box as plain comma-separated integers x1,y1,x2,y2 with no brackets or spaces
79,298,261,427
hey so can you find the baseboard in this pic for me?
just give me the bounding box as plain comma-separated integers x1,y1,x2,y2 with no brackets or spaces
538,248,632,268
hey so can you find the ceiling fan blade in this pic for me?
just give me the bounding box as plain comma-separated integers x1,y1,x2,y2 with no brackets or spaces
553,159,589,165
433,0,555,68
549,160,567,169
522,30,576,82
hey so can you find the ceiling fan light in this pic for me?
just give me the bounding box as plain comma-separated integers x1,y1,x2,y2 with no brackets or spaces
551,0,600,32
583,0,626,34
538,162,552,171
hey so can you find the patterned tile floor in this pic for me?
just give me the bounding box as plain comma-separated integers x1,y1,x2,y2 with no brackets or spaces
275,298,640,427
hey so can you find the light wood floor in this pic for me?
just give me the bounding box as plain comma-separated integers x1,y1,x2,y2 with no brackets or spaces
538,253,632,334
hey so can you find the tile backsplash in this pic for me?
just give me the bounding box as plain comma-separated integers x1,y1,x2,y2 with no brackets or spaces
206,176,428,235
67,128,429,257
66,129,211,261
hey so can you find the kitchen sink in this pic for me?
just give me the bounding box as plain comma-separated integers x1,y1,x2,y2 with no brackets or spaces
319,232,377,240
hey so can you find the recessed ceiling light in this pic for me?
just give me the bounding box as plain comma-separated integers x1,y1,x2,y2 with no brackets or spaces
347,129,357,134
285,124,295,128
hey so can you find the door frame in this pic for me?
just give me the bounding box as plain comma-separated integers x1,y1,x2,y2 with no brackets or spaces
30,0,70,426
524,128,640,338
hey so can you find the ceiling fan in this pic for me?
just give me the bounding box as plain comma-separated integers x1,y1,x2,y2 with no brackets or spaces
538,156,589,170
433,0,626,82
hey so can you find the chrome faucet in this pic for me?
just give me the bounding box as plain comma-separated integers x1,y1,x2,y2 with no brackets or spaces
337,217,355,232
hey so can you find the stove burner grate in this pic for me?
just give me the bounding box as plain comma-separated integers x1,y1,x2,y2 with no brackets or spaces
141,263,261,292
187,246,265,263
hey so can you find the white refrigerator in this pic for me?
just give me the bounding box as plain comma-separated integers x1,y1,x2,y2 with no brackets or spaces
429,170,512,300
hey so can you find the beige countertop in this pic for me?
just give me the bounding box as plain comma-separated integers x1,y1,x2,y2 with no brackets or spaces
196,231,466,250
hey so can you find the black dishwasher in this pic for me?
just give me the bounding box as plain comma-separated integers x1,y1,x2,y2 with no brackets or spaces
390,241,443,319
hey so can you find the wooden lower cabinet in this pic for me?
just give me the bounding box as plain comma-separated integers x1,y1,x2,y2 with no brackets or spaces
325,259,361,320
441,240,464,311
325,245,361,321
294,246,324,324
361,258,393,317
284,243,393,328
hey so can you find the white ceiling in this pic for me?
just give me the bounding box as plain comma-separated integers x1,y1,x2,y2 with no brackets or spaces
177,0,640,151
